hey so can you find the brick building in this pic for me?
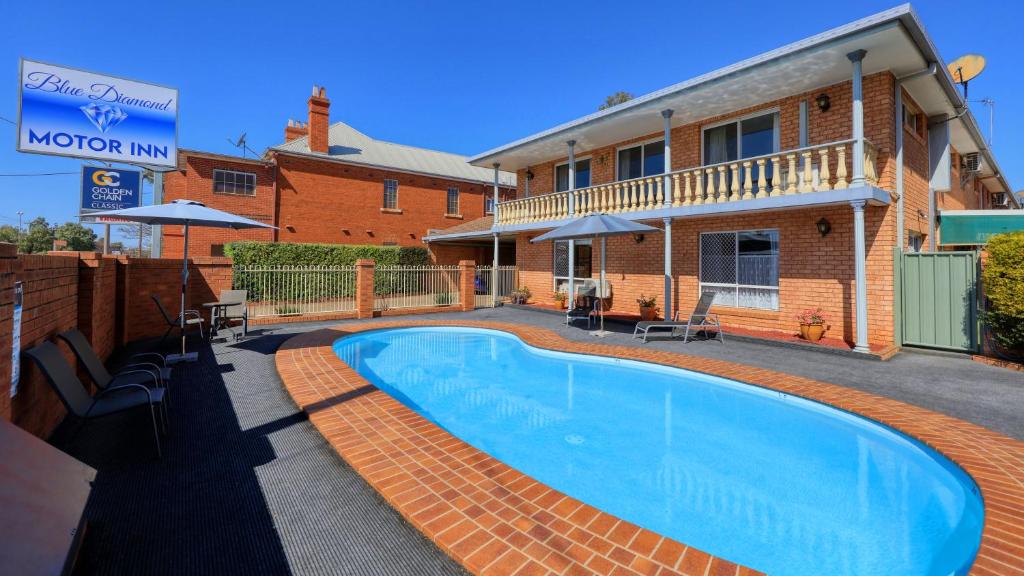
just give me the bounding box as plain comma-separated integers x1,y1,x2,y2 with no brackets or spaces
161,86,515,259
425,5,1018,352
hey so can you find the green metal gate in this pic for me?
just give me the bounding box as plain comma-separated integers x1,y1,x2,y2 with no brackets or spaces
895,250,980,352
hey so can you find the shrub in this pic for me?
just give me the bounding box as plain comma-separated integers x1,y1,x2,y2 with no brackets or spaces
225,241,429,267
434,292,453,306
981,231,1024,351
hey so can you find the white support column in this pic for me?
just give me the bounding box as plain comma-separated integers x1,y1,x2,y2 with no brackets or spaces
848,49,868,188
492,163,501,223
662,109,673,207
567,140,576,216
566,140,576,304
663,217,672,321
492,232,499,308
851,200,869,352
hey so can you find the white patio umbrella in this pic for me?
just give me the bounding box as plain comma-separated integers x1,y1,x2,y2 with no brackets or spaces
532,213,660,336
89,200,275,360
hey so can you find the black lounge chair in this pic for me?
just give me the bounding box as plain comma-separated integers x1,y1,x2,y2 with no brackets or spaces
23,341,167,458
633,291,724,343
152,294,204,347
57,329,170,393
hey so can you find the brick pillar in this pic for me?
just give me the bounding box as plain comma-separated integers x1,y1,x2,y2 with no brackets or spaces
459,260,475,312
356,259,375,319
0,243,19,422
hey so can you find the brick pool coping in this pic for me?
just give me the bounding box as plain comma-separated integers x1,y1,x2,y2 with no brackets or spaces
276,320,1024,576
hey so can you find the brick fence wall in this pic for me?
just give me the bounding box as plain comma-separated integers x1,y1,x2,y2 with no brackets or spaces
0,245,234,439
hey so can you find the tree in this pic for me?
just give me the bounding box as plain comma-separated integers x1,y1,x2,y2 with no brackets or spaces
55,222,97,251
19,217,55,254
0,224,19,245
120,223,152,255
599,91,634,110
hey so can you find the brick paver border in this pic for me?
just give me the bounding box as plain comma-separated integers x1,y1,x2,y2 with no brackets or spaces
276,320,1024,576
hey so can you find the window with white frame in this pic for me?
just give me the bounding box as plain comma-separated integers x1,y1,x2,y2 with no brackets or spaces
446,186,459,214
485,196,495,214
383,179,398,209
555,159,591,192
213,169,256,196
700,230,779,310
553,239,592,292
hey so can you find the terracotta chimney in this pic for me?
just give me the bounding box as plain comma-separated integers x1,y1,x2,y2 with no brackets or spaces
284,118,308,143
307,85,330,154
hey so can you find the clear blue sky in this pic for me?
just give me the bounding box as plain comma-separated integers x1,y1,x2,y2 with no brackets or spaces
1,0,1019,240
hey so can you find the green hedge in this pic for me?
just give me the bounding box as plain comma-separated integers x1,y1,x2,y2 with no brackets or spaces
224,241,429,267
227,241,433,302
981,231,1024,351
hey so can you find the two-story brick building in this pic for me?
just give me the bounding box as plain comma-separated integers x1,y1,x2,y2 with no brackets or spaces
160,86,516,260
426,4,1018,353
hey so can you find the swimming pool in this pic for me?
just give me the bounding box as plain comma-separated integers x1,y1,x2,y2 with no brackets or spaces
333,326,984,576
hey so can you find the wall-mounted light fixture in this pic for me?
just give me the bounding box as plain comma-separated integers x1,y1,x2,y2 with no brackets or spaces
525,169,534,181
816,217,832,237
815,93,831,113
633,233,645,244
285,224,295,232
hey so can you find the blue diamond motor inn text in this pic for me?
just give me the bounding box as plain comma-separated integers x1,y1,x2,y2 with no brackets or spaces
18,59,178,168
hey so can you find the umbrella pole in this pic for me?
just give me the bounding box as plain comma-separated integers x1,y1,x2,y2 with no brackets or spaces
181,222,189,357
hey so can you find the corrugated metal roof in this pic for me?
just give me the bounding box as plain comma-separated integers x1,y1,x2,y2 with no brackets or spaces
272,122,516,186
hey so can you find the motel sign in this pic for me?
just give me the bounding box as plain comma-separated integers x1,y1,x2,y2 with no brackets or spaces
17,59,178,168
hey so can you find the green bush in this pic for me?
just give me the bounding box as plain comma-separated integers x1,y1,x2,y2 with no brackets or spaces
227,241,433,302
981,231,1024,351
225,241,429,267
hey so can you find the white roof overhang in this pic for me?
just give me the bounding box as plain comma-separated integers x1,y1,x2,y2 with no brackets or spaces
469,4,1014,201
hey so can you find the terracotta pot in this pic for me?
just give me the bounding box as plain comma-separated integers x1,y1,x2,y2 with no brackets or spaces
800,323,825,342
556,299,567,310
639,306,658,321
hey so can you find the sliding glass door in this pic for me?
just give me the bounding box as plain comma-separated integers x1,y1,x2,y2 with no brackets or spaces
703,111,778,191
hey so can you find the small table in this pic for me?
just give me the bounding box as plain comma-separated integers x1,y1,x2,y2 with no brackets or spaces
203,301,243,340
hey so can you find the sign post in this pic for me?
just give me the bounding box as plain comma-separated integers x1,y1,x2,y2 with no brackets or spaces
10,282,23,397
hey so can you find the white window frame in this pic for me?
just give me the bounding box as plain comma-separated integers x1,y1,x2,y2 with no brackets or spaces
212,169,257,196
903,101,921,134
698,229,780,310
615,137,666,182
383,178,399,209
446,186,460,215
554,156,593,192
699,109,781,166
553,238,593,291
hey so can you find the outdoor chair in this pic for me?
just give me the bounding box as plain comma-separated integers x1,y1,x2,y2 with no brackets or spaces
565,280,598,328
57,329,171,394
152,294,204,347
633,291,724,343
23,341,167,458
212,289,248,340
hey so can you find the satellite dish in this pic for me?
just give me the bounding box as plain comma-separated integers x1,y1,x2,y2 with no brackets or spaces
948,54,986,101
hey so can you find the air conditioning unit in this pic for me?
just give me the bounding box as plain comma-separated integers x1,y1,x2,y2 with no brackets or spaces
991,192,1009,207
962,152,982,174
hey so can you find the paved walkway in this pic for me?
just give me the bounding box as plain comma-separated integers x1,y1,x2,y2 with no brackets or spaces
55,325,467,576
53,307,1022,574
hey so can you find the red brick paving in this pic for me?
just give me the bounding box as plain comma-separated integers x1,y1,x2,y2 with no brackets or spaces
276,320,1024,576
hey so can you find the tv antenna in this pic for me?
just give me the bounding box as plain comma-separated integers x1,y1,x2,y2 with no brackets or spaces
970,98,995,147
227,132,260,158
948,54,986,103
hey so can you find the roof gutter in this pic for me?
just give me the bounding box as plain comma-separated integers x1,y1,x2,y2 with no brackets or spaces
896,9,1019,207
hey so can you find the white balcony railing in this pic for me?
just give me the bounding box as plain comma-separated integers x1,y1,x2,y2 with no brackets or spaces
497,139,878,226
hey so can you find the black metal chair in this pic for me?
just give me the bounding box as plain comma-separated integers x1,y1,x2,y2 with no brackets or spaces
23,341,166,458
57,329,170,395
152,294,204,347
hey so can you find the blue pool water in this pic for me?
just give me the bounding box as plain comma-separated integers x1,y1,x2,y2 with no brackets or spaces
333,327,984,575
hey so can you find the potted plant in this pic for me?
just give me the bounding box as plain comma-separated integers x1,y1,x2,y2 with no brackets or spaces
510,286,531,305
636,294,659,321
553,291,568,309
796,308,828,342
